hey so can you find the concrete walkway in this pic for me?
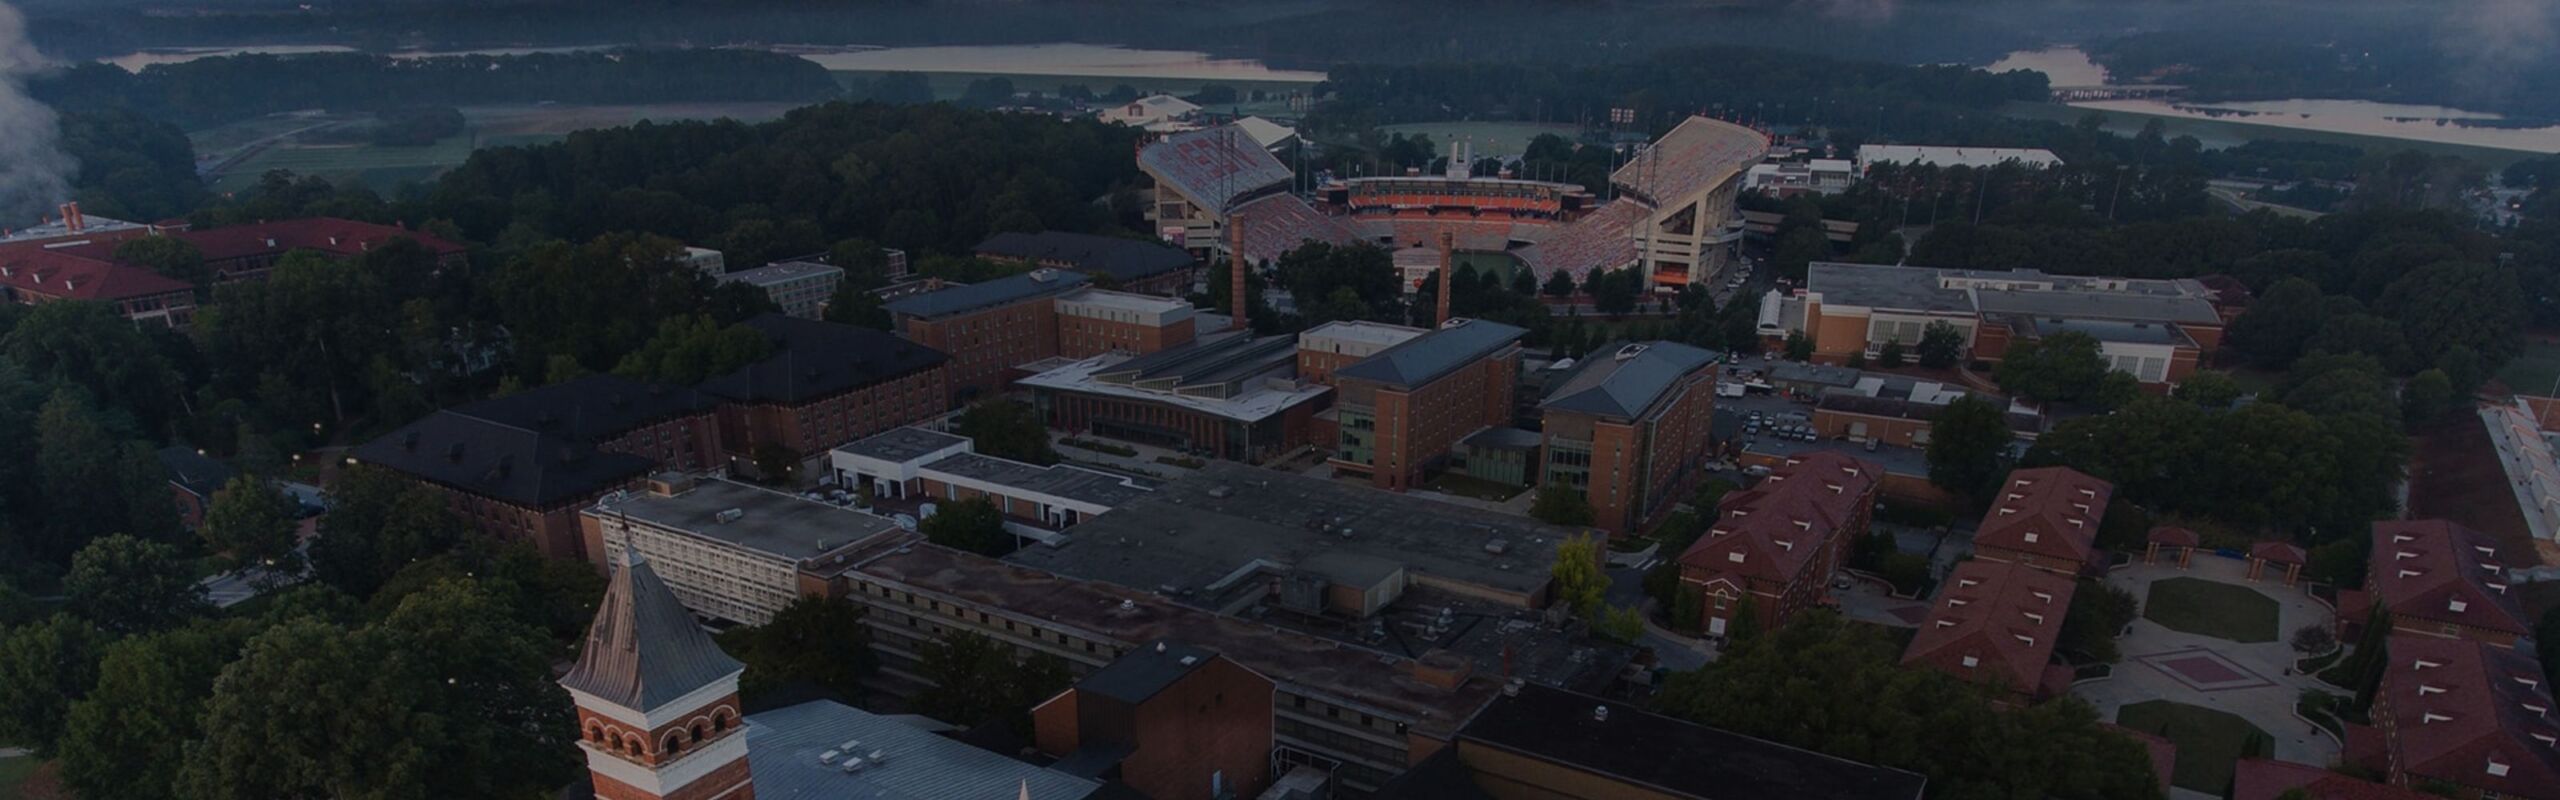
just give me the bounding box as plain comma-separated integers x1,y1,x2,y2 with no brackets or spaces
2071,556,2341,768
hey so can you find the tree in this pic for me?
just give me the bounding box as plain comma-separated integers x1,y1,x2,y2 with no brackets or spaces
613,314,773,384
3,301,184,431
1655,612,2158,800
196,251,401,426
716,595,875,701
2057,581,2137,663
1917,321,1965,369
309,466,468,599
1925,395,2012,505
2228,278,2326,368
65,535,208,635
115,236,209,289
2377,261,2526,366
920,496,1010,556
2536,608,2560,697
953,399,1057,465
34,389,177,564
2290,624,2338,657
1550,532,1609,619
0,615,110,756
2093,370,2142,411
2402,368,2455,424
58,618,255,800
1530,483,1596,527
1994,331,2110,404
824,280,892,329
2171,370,2244,408
1598,605,1645,643
1543,268,1578,298
1877,339,1907,368
1725,596,1762,644
1783,329,1814,361
913,632,1072,736
199,476,300,576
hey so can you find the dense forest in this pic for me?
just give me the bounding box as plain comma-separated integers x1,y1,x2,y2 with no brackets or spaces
28,48,841,130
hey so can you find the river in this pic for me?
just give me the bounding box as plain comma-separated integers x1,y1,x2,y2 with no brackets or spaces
1988,46,2560,154
102,44,614,71
790,43,1325,82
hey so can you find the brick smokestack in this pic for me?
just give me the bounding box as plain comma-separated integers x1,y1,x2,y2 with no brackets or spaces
1436,231,1455,327
1228,214,1248,331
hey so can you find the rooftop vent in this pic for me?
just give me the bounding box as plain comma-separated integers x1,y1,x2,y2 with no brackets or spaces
1614,343,1648,361
1591,705,1610,722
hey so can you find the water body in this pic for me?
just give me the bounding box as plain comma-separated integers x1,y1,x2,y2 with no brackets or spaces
795,43,1326,82
1985,46,2560,153
102,45,611,71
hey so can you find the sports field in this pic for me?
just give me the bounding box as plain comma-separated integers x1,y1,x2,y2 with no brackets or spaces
1379,121,1583,158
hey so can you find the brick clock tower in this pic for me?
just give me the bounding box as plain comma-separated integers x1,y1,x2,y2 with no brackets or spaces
560,551,757,800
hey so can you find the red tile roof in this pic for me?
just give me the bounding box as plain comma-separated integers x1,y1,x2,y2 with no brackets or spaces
1677,451,1879,589
0,241,195,302
2147,526,2200,548
2367,520,2531,637
2106,724,2178,792
2231,758,2435,800
2251,540,2308,566
1975,466,2111,567
174,218,466,262
2376,636,2560,797
1901,559,2076,696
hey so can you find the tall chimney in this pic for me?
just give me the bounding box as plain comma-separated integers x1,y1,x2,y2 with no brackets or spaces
1228,214,1248,332
59,203,80,234
1436,230,1455,327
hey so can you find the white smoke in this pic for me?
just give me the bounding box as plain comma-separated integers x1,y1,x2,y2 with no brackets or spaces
1812,0,1899,22
0,0,72,228
2437,0,2560,106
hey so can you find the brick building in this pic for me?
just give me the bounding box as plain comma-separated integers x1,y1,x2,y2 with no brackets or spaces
975,230,1199,297
1294,320,1424,386
1327,319,1526,491
1032,642,1277,800
1792,263,2230,389
561,550,1099,800
1675,451,1880,637
1970,466,2112,577
169,217,469,281
0,239,199,326
1377,683,1928,800
1053,288,1197,358
830,427,1148,545
715,259,842,319
156,445,235,530
2362,636,2560,799
698,314,951,478
888,269,1196,400
2342,520,2534,647
1538,341,1722,534
585,477,906,621
1901,559,2078,701
351,375,722,562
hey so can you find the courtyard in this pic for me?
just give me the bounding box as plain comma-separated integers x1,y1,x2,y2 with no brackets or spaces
2114,700,2276,794
2143,577,2282,643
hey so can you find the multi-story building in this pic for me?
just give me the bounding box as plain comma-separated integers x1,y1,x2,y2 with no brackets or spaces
698,314,952,477
2233,758,2436,800
1327,319,1526,491
1901,559,2078,701
1053,288,1197,358
975,230,1199,297
1539,341,1723,534
1793,262,2231,388
2345,520,2534,647
584,475,905,622
169,217,470,280
1021,332,1334,463
2362,636,2560,799
1970,466,2112,577
830,427,1148,544
1295,320,1424,386
715,259,842,319
886,268,1088,398
1031,641,1278,800
1676,451,1880,637
1519,115,1765,291
559,551,1102,800
0,228,199,326
1379,682,1929,800
1804,369,2042,447
350,375,722,562
1745,158,1857,196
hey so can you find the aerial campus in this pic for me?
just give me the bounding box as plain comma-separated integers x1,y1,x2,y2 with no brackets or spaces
5,4,2560,800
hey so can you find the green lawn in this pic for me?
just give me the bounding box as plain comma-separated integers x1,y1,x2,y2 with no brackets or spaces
2143,577,2281,643
2114,700,2276,794
0,754,38,800
2497,338,2560,396
1378,121,1585,158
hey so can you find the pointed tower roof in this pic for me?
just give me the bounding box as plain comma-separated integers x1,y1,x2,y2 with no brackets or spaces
560,549,743,711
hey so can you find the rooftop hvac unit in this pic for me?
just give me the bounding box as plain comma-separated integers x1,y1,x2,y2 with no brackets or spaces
715,508,745,523
840,757,866,773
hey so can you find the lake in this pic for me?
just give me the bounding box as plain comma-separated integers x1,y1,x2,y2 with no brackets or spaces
1984,46,2560,154
792,43,1326,82
102,45,613,71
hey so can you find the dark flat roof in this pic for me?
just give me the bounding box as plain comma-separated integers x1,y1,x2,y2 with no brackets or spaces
974,231,1195,283
1076,640,1219,705
351,409,659,508
699,314,949,405
1334,319,1527,389
881,269,1088,320
1541,341,1719,420
1462,684,1928,800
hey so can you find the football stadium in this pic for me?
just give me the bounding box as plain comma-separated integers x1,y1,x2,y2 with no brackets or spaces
1138,116,1768,293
